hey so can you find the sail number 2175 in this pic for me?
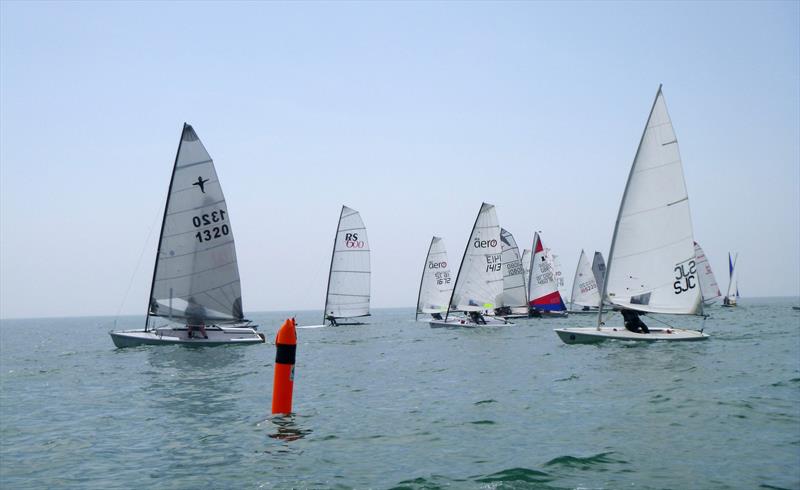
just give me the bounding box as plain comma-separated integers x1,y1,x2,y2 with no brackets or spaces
192,210,229,243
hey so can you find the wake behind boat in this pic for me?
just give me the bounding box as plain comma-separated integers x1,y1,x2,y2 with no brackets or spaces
555,86,708,344
110,124,264,348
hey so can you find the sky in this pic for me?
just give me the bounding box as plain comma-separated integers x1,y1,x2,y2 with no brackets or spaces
1,1,798,319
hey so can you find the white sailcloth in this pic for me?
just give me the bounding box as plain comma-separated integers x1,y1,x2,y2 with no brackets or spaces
499,229,528,308
416,237,454,316
694,242,721,304
570,250,601,308
521,249,532,293
450,203,503,312
549,251,569,302
528,232,566,311
324,206,371,319
149,124,244,323
725,252,739,301
591,252,606,292
603,86,702,315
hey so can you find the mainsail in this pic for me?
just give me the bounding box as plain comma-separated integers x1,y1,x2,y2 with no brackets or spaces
591,252,606,293
324,206,371,320
694,242,721,304
147,124,245,325
416,237,454,319
549,251,569,302
527,232,567,312
724,252,739,302
600,86,703,318
521,249,532,292
499,229,528,308
570,249,601,309
449,203,503,314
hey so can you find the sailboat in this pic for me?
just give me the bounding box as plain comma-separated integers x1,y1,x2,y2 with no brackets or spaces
555,86,709,343
521,249,532,293
429,203,510,327
722,253,739,307
591,252,606,293
567,249,601,314
549,251,569,303
495,229,529,318
415,237,454,321
527,232,568,317
110,124,264,348
694,242,721,305
307,205,371,327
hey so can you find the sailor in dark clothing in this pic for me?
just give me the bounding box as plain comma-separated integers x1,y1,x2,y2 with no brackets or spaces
185,296,208,339
468,310,487,324
326,314,338,327
431,312,443,320
621,309,650,333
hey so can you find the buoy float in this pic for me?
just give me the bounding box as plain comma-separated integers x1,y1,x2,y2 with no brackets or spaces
271,318,297,415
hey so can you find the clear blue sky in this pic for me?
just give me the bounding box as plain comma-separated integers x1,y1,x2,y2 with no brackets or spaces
1,1,798,319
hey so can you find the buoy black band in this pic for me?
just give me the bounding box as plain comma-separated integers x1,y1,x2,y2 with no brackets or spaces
275,343,296,364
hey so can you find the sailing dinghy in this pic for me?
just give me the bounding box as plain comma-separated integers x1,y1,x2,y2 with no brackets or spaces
430,203,511,327
521,248,532,291
694,242,721,305
304,206,371,327
567,249,601,314
555,86,709,344
110,124,264,348
722,253,739,307
591,252,606,293
527,232,568,317
415,237,454,321
495,229,529,318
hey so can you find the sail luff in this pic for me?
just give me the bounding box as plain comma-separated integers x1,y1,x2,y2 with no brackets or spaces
415,237,436,321
322,206,346,324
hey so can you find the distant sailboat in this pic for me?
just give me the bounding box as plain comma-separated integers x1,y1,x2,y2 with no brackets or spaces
549,251,569,303
430,203,510,327
521,249,532,293
496,228,529,318
722,253,739,307
109,124,264,348
568,249,601,314
694,242,721,305
555,86,708,343
416,237,454,321
591,252,606,293
316,205,371,326
527,232,568,317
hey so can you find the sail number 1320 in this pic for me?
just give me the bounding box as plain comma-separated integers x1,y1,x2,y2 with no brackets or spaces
193,210,229,243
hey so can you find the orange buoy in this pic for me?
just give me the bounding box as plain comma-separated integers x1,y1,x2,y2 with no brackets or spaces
271,318,297,414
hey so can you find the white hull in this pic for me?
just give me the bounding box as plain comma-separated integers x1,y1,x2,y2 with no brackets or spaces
566,308,599,315
429,316,513,328
109,325,265,348
554,326,709,344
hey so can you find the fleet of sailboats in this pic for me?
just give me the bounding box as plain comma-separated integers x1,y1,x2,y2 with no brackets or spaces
114,87,735,348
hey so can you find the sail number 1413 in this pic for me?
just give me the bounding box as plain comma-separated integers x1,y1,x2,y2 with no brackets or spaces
193,210,229,243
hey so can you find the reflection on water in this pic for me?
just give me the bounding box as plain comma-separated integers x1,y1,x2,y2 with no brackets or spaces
264,414,312,443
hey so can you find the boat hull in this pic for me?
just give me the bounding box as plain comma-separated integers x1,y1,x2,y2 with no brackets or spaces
554,326,709,344
565,309,598,315
109,326,265,348
429,316,513,328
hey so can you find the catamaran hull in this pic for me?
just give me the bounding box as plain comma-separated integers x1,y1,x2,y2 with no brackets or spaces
109,327,265,348
554,327,709,344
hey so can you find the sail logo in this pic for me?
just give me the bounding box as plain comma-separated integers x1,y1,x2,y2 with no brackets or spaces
473,238,498,249
428,261,448,269
344,233,365,249
673,259,697,294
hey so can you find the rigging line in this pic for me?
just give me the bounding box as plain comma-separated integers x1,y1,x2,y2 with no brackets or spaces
115,207,162,324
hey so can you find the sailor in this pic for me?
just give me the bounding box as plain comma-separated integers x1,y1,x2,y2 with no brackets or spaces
621,309,650,334
326,314,338,327
431,312,443,320
468,310,487,324
185,297,208,339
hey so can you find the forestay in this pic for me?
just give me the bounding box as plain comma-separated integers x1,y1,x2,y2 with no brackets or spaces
450,203,503,313
324,206,371,319
528,232,567,311
499,229,528,308
570,249,601,308
603,87,703,316
694,242,721,304
148,124,244,324
416,237,454,317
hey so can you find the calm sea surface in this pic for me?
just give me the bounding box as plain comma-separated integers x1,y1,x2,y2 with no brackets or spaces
1,298,799,489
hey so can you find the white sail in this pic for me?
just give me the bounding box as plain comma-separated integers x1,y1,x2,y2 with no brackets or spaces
694,242,721,304
603,86,702,316
148,124,245,324
591,252,606,292
499,229,528,308
549,251,569,302
724,252,739,302
570,250,601,308
324,206,371,320
521,249,532,292
416,237,454,316
528,232,566,311
450,203,503,312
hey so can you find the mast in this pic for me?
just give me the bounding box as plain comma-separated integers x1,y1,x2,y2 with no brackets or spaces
144,123,186,331
597,86,662,328
445,203,487,321
415,237,437,321
322,205,346,324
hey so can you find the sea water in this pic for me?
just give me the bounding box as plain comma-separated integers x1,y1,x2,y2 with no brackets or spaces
1,298,798,489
